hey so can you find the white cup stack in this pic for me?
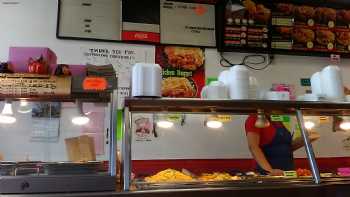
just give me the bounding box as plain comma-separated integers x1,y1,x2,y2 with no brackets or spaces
309,65,345,102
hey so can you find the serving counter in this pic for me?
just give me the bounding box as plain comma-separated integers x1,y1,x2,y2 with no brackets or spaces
3,180,350,197
121,98,350,192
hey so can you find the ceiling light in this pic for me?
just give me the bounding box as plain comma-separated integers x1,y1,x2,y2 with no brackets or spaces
18,100,32,114
304,120,315,130
2,101,13,115
206,120,223,129
0,101,16,124
71,101,90,126
156,120,174,129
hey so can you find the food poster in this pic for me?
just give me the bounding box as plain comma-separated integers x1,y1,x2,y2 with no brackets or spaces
133,114,154,142
160,0,216,47
156,46,205,98
223,0,271,50
271,2,350,54
122,0,160,43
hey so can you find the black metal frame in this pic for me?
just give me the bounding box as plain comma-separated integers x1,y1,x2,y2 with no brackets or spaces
56,0,217,48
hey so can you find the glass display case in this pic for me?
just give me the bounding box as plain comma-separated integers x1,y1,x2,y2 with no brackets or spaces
0,75,117,194
121,98,350,191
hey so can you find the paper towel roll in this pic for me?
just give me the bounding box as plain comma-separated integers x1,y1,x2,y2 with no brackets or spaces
321,65,344,102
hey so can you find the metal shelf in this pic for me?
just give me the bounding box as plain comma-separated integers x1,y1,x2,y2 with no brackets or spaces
124,98,350,116
0,93,111,103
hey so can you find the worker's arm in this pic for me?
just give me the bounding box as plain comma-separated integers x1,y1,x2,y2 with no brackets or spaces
246,132,284,176
292,131,320,151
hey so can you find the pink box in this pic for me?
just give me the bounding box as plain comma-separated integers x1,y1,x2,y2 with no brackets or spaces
9,47,57,73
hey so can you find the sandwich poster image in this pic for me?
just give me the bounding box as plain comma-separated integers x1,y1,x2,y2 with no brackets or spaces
156,46,205,98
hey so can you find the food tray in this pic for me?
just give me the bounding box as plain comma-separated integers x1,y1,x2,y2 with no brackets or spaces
0,162,16,176
133,176,314,190
42,161,102,175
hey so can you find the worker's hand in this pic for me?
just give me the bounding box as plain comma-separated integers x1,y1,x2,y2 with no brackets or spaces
268,169,284,176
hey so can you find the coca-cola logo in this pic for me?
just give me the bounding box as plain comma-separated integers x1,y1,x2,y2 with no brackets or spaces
134,33,148,39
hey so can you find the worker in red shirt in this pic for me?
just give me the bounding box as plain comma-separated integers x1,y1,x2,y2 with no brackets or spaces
245,114,320,176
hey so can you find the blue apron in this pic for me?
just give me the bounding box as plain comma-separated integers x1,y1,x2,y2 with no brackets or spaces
257,124,295,174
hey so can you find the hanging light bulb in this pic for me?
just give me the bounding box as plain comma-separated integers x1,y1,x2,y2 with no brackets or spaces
156,120,174,129
204,115,224,129
18,100,32,114
155,114,174,129
340,117,350,131
206,120,223,129
0,101,16,124
71,101,90,126
304,121,315,130
303,116,318,130
255,109,270,128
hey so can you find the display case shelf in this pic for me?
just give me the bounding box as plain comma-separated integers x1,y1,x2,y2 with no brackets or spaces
0,92,111,103
124,98,350,116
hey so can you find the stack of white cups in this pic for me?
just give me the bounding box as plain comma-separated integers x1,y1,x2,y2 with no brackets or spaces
201,65,254,100
218,65,250,100
310,65,344,102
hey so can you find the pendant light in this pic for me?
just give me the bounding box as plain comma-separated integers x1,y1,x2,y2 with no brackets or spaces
155,114,174,129
71,101,90,126
0,100,16,124
255,109,270,128
17,100,32,114
303,116,318,130
205,115,224,129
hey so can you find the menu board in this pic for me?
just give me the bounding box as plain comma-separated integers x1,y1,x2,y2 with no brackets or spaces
219,0,350,56
160,0,216,47
58,0,122,41
0,75,71,96
122,0,160,43
222,0,271,51
271,1,350,54
156,46,205,98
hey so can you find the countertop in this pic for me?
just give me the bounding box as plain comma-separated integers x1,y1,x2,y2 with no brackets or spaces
3,181,350,197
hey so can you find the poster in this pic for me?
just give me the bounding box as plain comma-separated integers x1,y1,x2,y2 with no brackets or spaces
31,118,60,142
80,45,155,107
156,46,205,98
133,114,154,142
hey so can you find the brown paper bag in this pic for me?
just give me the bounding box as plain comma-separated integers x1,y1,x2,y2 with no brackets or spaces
65,135,96,162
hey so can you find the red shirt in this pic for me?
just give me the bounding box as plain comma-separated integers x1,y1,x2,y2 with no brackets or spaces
245,115,284,146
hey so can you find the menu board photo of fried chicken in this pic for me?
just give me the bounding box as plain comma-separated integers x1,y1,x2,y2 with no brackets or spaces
223,0,271,50
271,1,350,54
156,46,205,98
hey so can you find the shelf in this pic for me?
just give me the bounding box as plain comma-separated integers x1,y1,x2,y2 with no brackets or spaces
124,98,350,116
0,92,111,103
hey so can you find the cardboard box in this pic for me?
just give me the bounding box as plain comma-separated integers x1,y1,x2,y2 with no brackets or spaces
65,135,96,162
9,47,57,73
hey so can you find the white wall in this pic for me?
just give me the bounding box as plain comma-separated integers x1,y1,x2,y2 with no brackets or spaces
1,0,350,162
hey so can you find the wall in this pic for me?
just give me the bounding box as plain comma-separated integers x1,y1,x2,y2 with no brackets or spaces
1,0,350,162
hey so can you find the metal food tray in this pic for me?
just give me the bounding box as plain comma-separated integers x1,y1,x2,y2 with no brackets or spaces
0,162,16,176
133,176,314,190
41,161,102,175
0,161,42,176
